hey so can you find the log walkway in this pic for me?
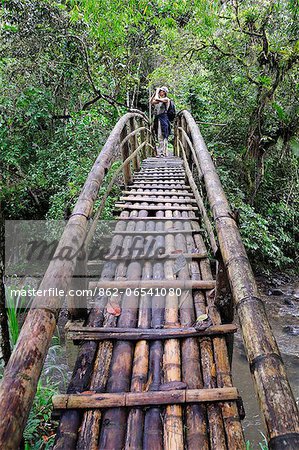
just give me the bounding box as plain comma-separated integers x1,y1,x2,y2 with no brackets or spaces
0,110,298,450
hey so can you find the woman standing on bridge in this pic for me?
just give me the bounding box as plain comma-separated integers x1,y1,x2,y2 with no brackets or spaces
150,86,171,157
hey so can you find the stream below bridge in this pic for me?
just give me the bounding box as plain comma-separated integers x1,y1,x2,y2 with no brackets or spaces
232,277,299,447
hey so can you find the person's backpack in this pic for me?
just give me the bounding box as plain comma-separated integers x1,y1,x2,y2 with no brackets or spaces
167,100,176,122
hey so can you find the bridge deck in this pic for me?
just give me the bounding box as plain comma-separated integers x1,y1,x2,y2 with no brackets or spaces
54,156,245,449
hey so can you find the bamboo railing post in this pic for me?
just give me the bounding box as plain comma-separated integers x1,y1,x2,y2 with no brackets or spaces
67,250,88,320
121,123,132,186
181,116,190,162
149,122,156,156
139,118,147,160
185,120,192,167
177,116,182,157
214,255,234,321
163,208,184,450
173,117,178,157
179,110,299,449
129,117,140,172
215,255,234,366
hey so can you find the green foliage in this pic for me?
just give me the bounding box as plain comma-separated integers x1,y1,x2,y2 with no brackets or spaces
5,284,32,345
23,336,69,448
0,336,67,449
24,379,59,450
246,433,268,450
1,0,298,271
233,199,294,268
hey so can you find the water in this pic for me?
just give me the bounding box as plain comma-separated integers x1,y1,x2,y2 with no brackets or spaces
232,279,299,447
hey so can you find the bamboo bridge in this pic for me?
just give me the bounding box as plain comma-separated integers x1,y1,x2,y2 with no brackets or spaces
0,110,298,449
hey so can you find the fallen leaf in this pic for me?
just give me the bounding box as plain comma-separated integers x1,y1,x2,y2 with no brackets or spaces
194,317,213,331
196,314,208,322
106,303,121,316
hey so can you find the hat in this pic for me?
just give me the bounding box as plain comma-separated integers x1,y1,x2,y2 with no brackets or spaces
159,86,169,94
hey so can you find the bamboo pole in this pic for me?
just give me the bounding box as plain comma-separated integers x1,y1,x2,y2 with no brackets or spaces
178,127,203,178
115,204,198,211
180,110,299,447
111,228,201,235
139,169,184,172
119,196,197,204
53,387,239,409
120,126,150,147
129,184,190,189
121,123,132,186
136,177,185,180
67,324,237,341
98,208,147,449
143,209,165,450
98,252,208,262
129,117,140,172
67,253,88,320
163,206,184,450
122,190,193,196
112,217,196,221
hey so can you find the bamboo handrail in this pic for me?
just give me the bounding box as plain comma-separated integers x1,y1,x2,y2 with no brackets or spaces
177,110,299,449
0,111,152,450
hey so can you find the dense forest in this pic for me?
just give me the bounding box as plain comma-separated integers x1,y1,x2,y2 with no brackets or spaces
1,0,298,269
